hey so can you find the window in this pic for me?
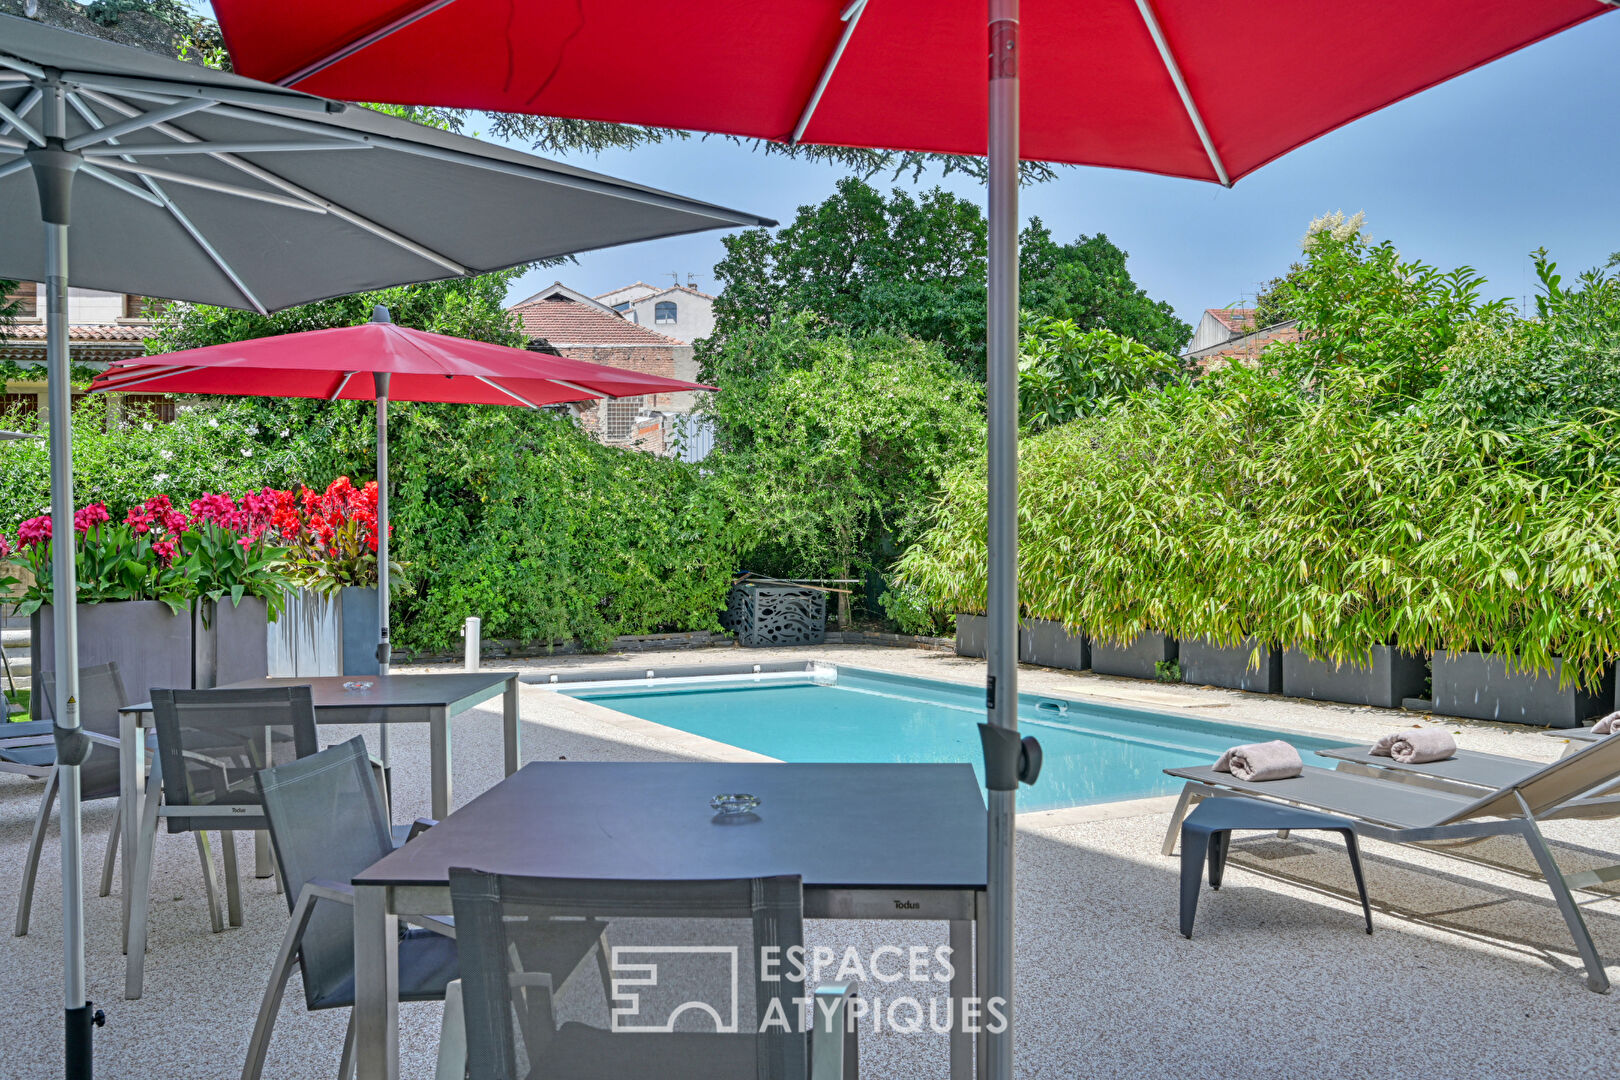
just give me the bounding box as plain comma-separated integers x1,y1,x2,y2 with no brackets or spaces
603,396,645,441
121,395,177,423
654,301,677,325
122,294,168,320
4,283,37,319
611,302,631,312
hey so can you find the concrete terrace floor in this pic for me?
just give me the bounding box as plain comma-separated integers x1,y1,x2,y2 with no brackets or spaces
1,643,1616,1079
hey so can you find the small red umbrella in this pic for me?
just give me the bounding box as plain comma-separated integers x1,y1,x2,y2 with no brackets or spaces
90,304,710,681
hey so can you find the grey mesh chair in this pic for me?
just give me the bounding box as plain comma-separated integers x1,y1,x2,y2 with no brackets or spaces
446,869,857,1080
126,686,320,999
243,737,463,1080
13,663,136,935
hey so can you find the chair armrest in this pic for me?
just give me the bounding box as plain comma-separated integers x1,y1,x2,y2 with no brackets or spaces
83,731,122,749
300,878,355,906
407,818,438,842
809,982,858,1080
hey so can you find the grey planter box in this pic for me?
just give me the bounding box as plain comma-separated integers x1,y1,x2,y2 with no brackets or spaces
341,586,381,675
1091,632,1178,680
195,596,270,688
1180,637,1282,694
953,614,1029,660
1431,650,1613,729
1020,618,1089,671
267,590,341,678
1282,645,1428,709
32,600,197,718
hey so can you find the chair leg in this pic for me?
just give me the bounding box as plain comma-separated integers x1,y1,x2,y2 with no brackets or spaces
100,797,122,899
1340,830,1373,935
1179,828,1211,938
1519,820,1610,993
1161,784,1205,856
243,888,322,1080
196,832,226,934
126,768,164,999
221,832,244,928
435,979,467,1080
14,766,60,937
1207,830,1230,891
338,1011,358,1080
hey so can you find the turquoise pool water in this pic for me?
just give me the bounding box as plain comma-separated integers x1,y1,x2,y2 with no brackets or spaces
566,667,1341,812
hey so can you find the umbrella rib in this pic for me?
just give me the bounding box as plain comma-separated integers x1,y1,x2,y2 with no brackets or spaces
471,375,547,409
1132,0,1231,187
89,159,330,212
0,94,42,145
0,86,41,141
62,98,211,151
79,88,470,276
82,140,374,157
0,157,27,182
790,0,869,145
67,90,270,313
274,0,463,87
329,371,358,401
92,365,208,393
59,71,338,116
79,162,167,206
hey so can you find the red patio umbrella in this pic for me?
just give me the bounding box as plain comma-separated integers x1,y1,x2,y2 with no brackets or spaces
90,306,709,762
206,3,1620,1075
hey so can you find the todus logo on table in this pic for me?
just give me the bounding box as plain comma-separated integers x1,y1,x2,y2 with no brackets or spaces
609,945,1007,1035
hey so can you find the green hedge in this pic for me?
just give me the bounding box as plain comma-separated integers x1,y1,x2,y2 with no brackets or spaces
897,229,1620,688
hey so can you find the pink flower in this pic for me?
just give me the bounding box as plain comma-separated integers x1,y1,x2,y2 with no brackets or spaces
151,540,177,568
17,516,51,549
237,536,254,553
74,503,110,534
161,510,190,535
0,532,11,559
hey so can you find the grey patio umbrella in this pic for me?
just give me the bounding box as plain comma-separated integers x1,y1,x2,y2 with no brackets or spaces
0,15,770,1077
0,430,43,439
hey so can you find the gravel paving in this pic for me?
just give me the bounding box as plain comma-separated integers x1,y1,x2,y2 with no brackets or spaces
0,643,1614,1078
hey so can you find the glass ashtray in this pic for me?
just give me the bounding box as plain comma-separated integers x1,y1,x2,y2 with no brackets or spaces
710,793,760,815
342,680,374,692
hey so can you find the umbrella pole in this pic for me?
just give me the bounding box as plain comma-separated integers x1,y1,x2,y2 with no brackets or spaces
372,365,392,809
983,2,1020,1078
28,109,100,1078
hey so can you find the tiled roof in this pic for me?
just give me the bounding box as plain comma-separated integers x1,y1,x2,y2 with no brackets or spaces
510,295,682,347
3,322,148,342
1207,307,1257,333
1189,321,1300,373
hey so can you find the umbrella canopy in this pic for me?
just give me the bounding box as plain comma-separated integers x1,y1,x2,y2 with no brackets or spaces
91,306,712,764
0,14,771,312
0,15,767,1075
206,4,1618,1079
213,0,1610,184
88,317,713,405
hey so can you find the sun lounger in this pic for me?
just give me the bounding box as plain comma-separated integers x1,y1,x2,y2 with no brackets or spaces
1162,734,1620,992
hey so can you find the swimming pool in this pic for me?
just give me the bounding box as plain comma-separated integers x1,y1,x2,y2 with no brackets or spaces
561,666,1342,812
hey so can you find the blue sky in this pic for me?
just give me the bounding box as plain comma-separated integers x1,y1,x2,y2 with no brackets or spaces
502,12,1619,330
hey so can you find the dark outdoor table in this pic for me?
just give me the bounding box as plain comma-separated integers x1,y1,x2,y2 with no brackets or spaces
353,761,989,1080
116,671,520,952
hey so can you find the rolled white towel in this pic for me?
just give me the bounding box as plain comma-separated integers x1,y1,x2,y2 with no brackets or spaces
1371,728,1455,763
1592,712,1620,735
1213,740,1303,782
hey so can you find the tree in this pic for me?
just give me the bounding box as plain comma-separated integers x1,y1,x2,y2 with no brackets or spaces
702,318,985,611
1017,220,1191,355
704,178,1189,378
1018,320,1191,432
